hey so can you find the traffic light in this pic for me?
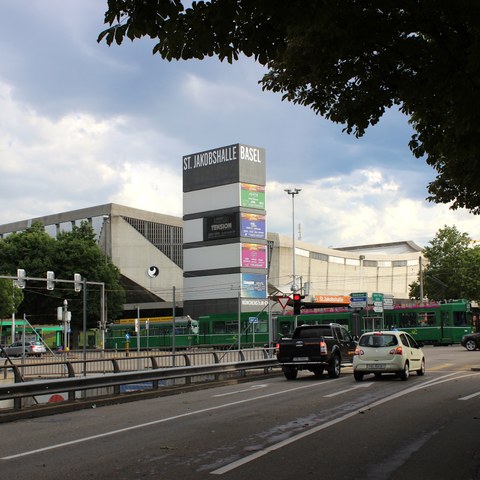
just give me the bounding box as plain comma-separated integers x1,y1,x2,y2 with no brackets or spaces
74,273,82,292
46,270,55,290
293,293,304,315
16,269,26,289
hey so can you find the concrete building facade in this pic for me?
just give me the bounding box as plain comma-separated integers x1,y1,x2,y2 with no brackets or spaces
0,203,423,317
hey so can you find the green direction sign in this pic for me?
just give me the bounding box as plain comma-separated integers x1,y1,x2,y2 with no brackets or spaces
372,292,384,313
372,292,384,302
350,292,367,298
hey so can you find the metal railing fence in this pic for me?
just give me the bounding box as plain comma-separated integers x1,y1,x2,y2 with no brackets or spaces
1,347,275,381
0,355,280,414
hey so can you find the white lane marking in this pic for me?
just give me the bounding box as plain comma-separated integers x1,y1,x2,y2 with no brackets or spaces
211,409,360,475
0,380,331,461
213,384,268,397
324,383,373,397
459,391,480,400
211,372,476,475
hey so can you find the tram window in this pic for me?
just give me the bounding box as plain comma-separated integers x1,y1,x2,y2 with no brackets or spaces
213,322,226,334
225,322,239,334
255,321,268,333
398,313,416,328
453,311,468,327
417,312,435,326
279,322,292,336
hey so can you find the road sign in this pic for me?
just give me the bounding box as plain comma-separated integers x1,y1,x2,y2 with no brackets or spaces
350,292,367,309
372,292,384,302
276,296,290,310
249,316,259,323
383,294,394,310
350,303,366,309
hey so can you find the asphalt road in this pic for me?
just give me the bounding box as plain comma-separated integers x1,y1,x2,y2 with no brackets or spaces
1,345,480,480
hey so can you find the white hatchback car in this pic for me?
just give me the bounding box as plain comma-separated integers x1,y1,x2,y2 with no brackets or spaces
353,331,425,381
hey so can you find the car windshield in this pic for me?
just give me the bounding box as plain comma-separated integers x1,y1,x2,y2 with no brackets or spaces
359,334,398,348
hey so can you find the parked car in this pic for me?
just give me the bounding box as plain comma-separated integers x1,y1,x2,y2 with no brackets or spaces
353,331,425,381
461,332,480,351
0,341,46,357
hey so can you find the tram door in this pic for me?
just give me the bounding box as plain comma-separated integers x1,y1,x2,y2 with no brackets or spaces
351,312,362,337
363,315,383,332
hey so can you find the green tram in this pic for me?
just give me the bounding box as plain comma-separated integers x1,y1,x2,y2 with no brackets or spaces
0,319,63,349
276,299,476,345
100,299,476,350
104,316,199,350
198,311,270,348
198,299,476,347
382,300,475,344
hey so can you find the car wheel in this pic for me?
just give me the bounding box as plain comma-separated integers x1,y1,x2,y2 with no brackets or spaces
313,367,324,378
354,371,364,382
399,362,410,381
328,355,341,378
417,358,426,376
283,367,298,380
465,339,477,351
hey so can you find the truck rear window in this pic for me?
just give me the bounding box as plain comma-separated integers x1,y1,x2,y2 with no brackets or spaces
294,327,331,339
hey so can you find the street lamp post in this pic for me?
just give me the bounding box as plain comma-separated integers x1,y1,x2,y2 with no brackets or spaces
359,255,365,290
102,214,110,261
102,214,110,349
63,299,68,352
284,188,301,292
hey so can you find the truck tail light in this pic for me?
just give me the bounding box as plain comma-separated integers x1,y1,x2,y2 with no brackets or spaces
275,343,280,355
319,341,327,355
389,346,403,355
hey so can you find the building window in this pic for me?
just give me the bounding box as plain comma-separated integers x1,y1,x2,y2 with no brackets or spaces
311,252,328,262
124,217,183,268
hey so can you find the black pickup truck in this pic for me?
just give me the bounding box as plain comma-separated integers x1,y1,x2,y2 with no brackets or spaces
275,323,357,380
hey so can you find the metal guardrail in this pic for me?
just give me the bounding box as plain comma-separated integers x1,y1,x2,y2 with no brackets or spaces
1,347,275,379
0,348,280,413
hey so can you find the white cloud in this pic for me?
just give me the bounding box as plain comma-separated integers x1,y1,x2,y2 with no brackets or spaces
1,2,480,252
0,81,185,222
266,169,480,249
111,162,183,217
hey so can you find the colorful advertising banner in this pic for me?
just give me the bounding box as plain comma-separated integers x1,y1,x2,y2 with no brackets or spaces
241,273,267,298
240,213,266,239
314,295,351,305
241,243,267,269
241,183,265,210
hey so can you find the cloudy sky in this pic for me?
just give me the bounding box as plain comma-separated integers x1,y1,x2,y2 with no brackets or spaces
1,1,479,249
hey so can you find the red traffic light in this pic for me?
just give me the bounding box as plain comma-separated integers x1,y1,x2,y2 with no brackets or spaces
293,293,302,301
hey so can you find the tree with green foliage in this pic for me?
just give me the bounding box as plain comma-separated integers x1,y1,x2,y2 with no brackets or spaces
53,222,126,332
99,1,480,213
0,222,125,340
0,222,56,320
409,225,480,302
0,278,23,319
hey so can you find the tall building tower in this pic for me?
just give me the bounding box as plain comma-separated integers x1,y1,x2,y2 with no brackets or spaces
182,144,267,318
